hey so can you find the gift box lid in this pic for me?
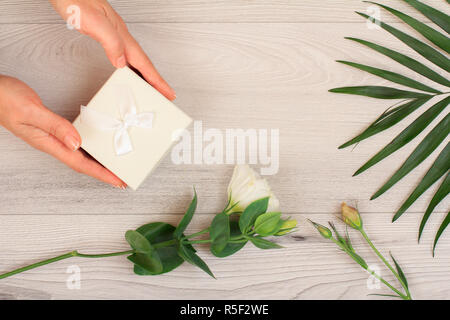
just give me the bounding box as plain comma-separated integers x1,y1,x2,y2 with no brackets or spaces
73,67,192,190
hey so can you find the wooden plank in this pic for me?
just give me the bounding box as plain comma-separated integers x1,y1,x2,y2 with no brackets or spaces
0,22,448,215
0,213,448,299
0,0,448,23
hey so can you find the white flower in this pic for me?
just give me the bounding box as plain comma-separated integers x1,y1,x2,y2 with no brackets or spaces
227,165,280,213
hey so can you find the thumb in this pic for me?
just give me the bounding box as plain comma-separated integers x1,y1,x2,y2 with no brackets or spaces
86,17,127,68
29,106,81,151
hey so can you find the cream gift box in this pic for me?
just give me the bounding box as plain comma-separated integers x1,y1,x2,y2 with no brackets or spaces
73,67,192,190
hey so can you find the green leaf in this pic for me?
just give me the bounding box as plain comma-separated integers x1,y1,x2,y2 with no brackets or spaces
419,173,450,242
389,252,409,289
239,197,270,233
133,222,195,276
394,143,450,221
371,112,450,199
345,37,450,87
366,1,450,54
345,226,354,253
367,293,402,298
210,212,230,254
337,61,441,93
433,212,450,257
355,96,450,176
329,86,430,99
128,251,163,274
223,192,233,213
328,222,345,245
349,251,368,269
357,12,450,72
254,212,282,236
125,230,152,254
340,97,432,149
177,243,215,278
212,221,247,258
173,190,197,239
274,218,297,236
403,0,450,34
249,237,283,249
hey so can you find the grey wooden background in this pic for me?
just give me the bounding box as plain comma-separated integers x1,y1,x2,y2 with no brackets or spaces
0,0,449,299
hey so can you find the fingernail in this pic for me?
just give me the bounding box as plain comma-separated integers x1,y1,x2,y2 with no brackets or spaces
170,88,176,100
114,183,127,190
116,55,126,68
64,136,80,151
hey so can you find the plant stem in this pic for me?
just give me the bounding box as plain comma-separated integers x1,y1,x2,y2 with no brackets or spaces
185,239,212,244
367,267,409,300
75,250,134,258
0,251,75,280
331,238,408,300
182,228,247,244
0,249,134,280
228,239,248,244
184,228,210,240
360,229,410,297
153,239,176,248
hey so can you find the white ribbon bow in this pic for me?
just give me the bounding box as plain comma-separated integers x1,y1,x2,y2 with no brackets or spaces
80,86,154,156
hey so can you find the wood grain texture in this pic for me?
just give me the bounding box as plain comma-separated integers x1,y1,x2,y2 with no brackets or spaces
0,1,449,300
0,212,449,300
0,0,449,23
0,23,448,215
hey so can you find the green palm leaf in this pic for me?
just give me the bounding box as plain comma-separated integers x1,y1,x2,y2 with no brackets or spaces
332,1,450,251
329,86,430,99
403,0,450,34
336,61,441,93
357,12,450,72
354,96,449,176
371,113,450,200
366,1,450,53
419,173,449,241
433,212,450,256
390,252,409,289
393,142,450,222
339,97,432,149
345,38,450,87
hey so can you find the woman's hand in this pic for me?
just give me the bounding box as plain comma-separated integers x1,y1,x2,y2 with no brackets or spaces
50,0,176,100
0,76,126,188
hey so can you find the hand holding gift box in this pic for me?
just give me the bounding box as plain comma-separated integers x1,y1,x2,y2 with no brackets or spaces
0,0,178,189
74,67,192,190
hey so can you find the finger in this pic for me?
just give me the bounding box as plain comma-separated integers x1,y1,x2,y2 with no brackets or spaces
85,14,127,68
19,125,126,188
24,105,81,152
73,149,127,189
121,30,176,100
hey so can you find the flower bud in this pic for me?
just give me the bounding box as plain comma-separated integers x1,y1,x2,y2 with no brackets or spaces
309,220,332,239
275,219,297,236
341,203,362,230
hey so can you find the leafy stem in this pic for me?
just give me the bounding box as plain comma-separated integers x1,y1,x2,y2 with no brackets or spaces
75,250,135,258
331,238,407,299
184,239,212,245
311,204,413,300
183,228,210,240
0,189,295,281
360,229,411,298
0,249,134,280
